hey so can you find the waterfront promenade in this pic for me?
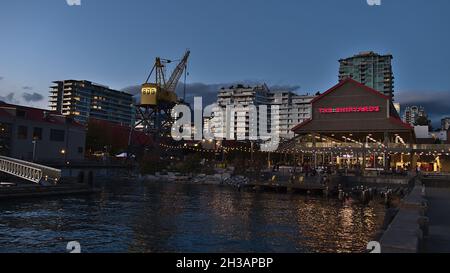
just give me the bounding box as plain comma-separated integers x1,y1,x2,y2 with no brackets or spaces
425,187,450,253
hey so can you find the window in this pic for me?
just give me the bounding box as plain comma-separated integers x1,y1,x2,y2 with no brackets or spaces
17,126,28,140
50,129,65,142
33,127,43,140
17,110,26,118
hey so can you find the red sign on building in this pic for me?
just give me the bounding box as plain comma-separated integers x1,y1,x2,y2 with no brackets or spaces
318,106,380,114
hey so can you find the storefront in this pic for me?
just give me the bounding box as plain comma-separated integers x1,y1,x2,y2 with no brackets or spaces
289,78,419,172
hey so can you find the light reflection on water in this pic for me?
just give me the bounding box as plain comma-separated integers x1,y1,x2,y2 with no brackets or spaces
0,181,385,253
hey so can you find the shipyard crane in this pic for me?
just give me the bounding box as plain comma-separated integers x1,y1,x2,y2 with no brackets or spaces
132,50,190,145
141,50,190,107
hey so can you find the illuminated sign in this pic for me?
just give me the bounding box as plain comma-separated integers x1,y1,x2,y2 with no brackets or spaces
318,106,380,114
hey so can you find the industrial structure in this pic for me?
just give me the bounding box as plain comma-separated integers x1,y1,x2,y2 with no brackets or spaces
135,50,190,136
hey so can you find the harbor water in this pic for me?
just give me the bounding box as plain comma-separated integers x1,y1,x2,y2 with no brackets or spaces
0,180,386,253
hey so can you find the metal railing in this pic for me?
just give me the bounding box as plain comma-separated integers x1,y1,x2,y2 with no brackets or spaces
287,143,450,152
0,156,61,184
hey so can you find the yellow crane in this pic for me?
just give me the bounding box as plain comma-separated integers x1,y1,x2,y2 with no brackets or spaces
140,50,190,107
133,50,190,139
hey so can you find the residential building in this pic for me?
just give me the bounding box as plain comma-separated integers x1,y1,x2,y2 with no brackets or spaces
415,125,448,144
269,91,315,140
49,80,134,126
208,84,314,140
393,103,401,116
0,101,86,162
339,51,394,99
212,84,271,140
441,117,450,131
402,106,429,126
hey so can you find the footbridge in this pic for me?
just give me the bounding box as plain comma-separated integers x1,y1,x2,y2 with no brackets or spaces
0,156,61,184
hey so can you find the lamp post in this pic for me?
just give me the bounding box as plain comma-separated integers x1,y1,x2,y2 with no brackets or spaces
250,141,254,165
32,139,37,162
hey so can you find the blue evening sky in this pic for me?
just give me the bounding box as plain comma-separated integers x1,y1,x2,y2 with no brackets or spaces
1,0,450,122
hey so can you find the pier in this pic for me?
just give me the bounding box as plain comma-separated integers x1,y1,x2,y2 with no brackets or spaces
377,174,450,253
0,156,99,201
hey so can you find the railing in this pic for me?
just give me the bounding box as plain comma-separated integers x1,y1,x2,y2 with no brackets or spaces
285,143,450,152
0,156,61,184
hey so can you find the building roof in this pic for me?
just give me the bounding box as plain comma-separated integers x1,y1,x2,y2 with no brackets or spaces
311,78,390,104
339,51,393,61
88,118,153,147
292,79,413,133
0,101,85,128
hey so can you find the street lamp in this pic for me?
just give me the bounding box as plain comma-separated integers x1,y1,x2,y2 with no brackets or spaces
32,139,37,162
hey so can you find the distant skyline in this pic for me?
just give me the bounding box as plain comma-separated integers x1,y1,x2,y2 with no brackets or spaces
1,0,450,127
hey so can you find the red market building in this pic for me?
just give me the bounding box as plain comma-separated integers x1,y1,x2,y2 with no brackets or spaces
286,78,450,173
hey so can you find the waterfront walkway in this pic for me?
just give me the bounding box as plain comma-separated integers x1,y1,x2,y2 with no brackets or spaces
425,187,450,253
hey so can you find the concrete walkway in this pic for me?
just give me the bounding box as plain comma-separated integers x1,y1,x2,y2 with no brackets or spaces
425,187,450,253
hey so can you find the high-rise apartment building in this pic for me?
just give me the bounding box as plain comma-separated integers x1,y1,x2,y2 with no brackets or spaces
49,80,134,126
212,84,271,140
208,84,314,140
339,51,394,99
269,91,314,140
441,117,450,131
402,106,428,126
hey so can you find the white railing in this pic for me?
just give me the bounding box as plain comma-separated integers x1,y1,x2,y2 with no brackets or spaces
0,156,61,184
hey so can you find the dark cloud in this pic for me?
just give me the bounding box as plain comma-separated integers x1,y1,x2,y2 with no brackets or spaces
396,90,450,128
270,85,301,92
22,86,33,90
22,92,44,102
0,92,18,104
177,82,226,106
122,81,303,107
121,85,141,96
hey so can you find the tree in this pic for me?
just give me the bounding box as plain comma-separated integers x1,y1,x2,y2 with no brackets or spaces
414,116,430,126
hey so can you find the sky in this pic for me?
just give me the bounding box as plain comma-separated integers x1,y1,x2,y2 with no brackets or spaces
1,0,450,127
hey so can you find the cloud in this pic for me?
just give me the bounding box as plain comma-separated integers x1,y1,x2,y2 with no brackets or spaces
122,81,303,107
22,86,33,90
22,92,44,102
396,90,450,128
0,76,4,81
270,85,301,92
0,92,19,104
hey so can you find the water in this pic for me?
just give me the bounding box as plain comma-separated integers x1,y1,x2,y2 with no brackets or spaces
0,180,386,253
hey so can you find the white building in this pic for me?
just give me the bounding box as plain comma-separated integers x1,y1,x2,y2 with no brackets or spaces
441,117,450,131
403,106,428,126
269,91,314,140
206,85,314,141
414,125,447,142
210,84,271,140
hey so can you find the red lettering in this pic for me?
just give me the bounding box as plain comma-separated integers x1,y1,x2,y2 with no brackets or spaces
318,106,380,114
